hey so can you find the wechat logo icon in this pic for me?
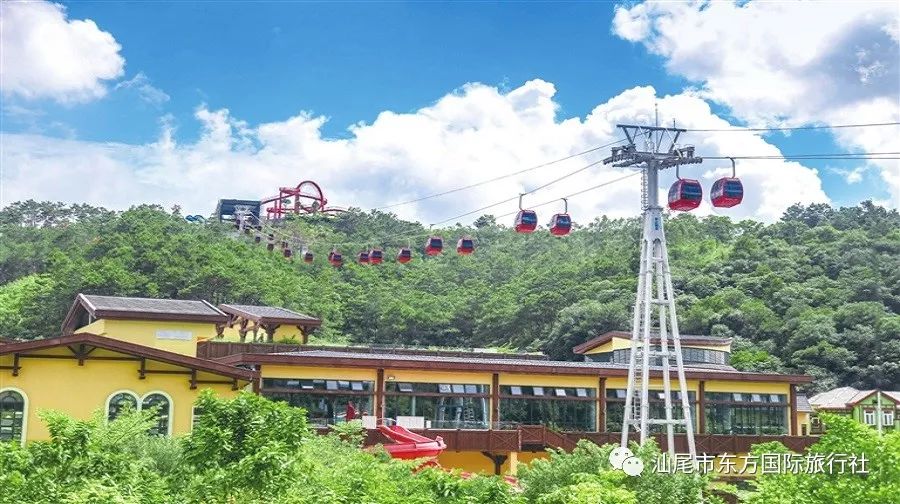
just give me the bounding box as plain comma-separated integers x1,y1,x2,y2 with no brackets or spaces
608,446,645,476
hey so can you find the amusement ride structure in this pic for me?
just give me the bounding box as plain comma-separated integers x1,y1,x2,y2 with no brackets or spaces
210,118,898,463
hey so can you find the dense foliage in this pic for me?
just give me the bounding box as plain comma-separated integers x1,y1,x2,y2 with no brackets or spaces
1,200,898,392
745,413,900,503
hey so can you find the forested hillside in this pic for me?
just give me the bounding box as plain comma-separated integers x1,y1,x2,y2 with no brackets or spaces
1,200,898,393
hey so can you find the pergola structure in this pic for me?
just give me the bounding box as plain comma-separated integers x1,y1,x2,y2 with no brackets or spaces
218,304,322,343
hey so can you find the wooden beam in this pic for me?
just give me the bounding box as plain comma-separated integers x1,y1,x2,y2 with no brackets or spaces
480,452,508,476
375,368,385,425
190,369,197,390
13,353,19,376
139,358,146,379
297,325,308,345
491,373,500,428
143,369,193,375
698,381,706,434
790,384,798,436
195,379,236,385
598,377,606,433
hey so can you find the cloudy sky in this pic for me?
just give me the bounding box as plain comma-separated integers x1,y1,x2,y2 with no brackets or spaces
1,1,898,224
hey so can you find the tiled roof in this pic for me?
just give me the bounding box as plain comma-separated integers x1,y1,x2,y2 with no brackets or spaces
266,350,754,376
883,391,900,403
796,394,813,413
84,294,225,317
219,304,320,324
63,293,227,333
809,387,862,409
221,348,812,382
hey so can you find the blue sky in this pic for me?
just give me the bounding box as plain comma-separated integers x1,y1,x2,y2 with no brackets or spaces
1,1,898,220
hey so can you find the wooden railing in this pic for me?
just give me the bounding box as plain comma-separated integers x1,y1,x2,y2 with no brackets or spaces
314,426,819,455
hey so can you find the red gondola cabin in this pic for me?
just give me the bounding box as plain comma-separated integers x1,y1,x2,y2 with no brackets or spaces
710,177,743,208
549,213,571,236
456,237,475,255
424,236,443,256
397,247,413,264
328,250,343,267
283,248,293,259
515,210,538,233
357,251,370,264
303,251,314,263
369,248,384,264
668,179,703,211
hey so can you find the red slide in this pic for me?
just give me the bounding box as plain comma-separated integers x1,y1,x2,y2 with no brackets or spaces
378,424,446,460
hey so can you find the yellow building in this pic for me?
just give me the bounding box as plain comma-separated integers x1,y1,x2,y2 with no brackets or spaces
2,294,817,476
0,332,253,443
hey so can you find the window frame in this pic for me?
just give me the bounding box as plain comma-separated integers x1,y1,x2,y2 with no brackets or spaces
863,409,876,425
141,390,174,437
0,387,28,446
106,390,140,422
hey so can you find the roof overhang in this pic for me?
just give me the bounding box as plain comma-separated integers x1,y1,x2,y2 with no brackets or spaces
61,293,228,334
0,332,254,382
221,352,812,383
573,330,733,354
219,304,322,327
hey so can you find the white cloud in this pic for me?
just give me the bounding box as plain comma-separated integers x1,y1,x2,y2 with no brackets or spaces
0,0,125,103
612,0,900,207
115,72,170,106
0,81,828,224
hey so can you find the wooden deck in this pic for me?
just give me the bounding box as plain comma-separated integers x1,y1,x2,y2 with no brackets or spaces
316,425,819,454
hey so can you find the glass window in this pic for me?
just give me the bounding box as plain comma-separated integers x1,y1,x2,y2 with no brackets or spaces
751,394,763,402
264,392,372,426
326,381,338,391
576,388,588,398
338,381,350,390
510,386,522,396
351,381,364,391
555,389,567,397
386,395,488,429
0,390,26,444
397,383,413,392
438,384,452,394
884,411,895,426
732,393,744,402
451,384,465,394
107,392,139,422
863,410,876,425
301,380,314,390
465,385,478,394
533,387,545,396
142,393,171,436
501,398,596,432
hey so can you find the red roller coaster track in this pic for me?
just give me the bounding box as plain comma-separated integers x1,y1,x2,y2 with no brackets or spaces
261,180,345,220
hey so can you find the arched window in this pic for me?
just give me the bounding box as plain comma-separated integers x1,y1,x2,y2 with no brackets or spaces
0,389,27,444
142,393,172,436
107,391,139,422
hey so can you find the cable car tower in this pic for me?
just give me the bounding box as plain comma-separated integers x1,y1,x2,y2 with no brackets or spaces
603,123,702,460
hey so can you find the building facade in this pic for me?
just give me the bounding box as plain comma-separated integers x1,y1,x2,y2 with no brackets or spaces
808,386,899,434
1,294,818,475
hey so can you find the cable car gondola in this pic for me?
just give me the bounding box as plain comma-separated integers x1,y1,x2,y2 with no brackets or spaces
303,250,314,263
424,236,443,256
456,236,475,255
328,249,343,267
357,251,370,264
283,247,293,260
514,194,538,233
668,167,702,211
549,198,572,236
254,233,262,244
711,158,744,208
369,248,384,265
397,247,413,264
266,234,276,252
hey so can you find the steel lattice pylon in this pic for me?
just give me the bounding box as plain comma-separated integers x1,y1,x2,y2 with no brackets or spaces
603,124,703,460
